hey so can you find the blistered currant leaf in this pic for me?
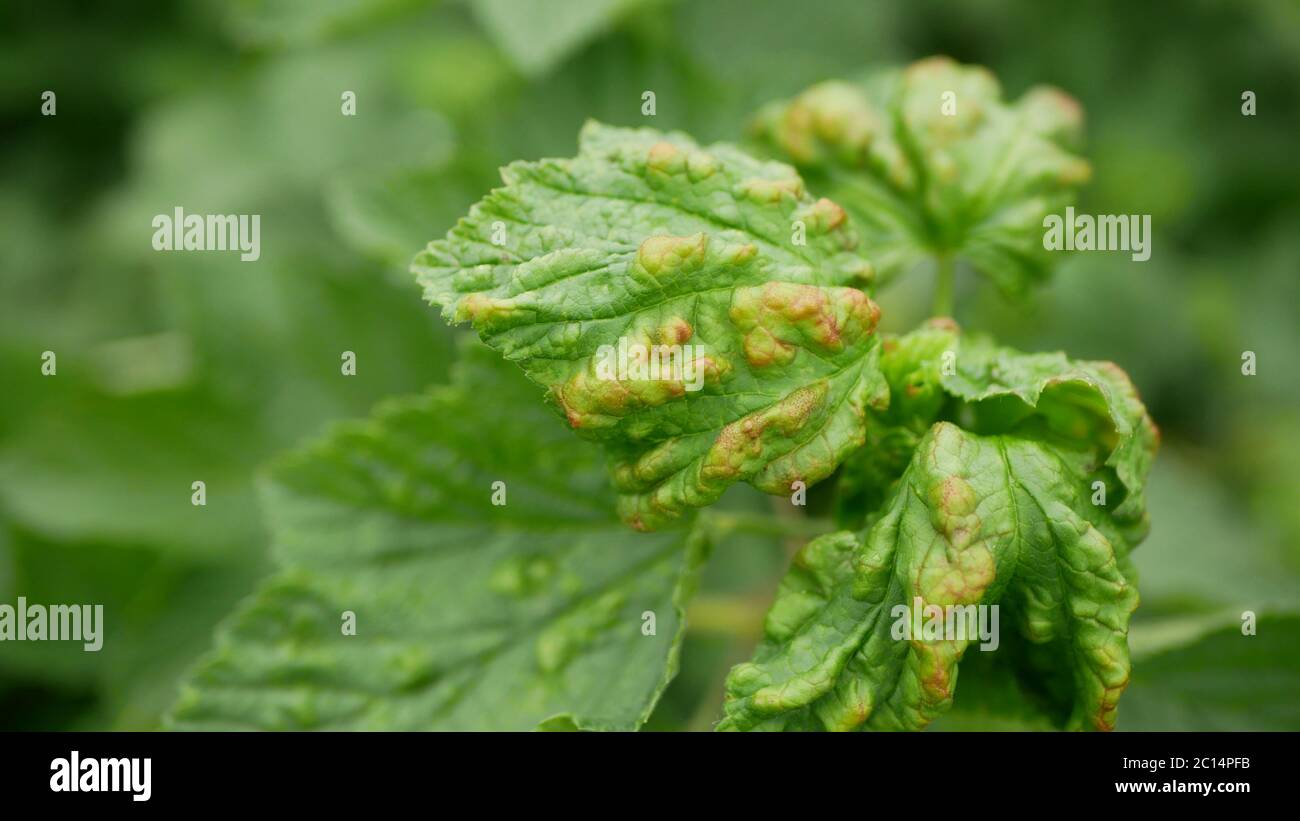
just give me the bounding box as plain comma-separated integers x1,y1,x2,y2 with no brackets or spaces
877,317,962,430
832,318,959,527
940,333,1159,525
168,344,710,731
885,321,1158,534
722,422,1142,732
726,328,1158,731
414,122,888,530
837,320,1157,530
751,56,1091,298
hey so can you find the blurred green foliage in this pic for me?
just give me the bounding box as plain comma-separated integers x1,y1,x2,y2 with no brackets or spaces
1,0,1296,729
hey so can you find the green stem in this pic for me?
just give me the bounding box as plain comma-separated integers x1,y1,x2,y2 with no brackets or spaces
703,510,833,540
686,594,769,639
932,255,955,318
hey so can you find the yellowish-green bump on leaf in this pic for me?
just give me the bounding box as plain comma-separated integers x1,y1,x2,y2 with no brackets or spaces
646,140,685,177
549,311,734,431
488,554,556,598
702,382,829,482
730,282,882,369
750,56,1093,298
456,293,519,326
536,590,627,674
633,233,708,279
755,80,890,174
796,197,850,234
834,254,875,288
738,175,806,203
658,317,693,345
413,121,886,530
686,150,719,181
720,328,1157,732
645,141,720,185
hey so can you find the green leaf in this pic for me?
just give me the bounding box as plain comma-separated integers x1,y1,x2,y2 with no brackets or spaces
1131,448,1300,616
936,611,1300,731
940,332,1159,524
414,122,888,530
327,163,487,272
835,318,1157,530
469,0,643,77
924,648,1060,731
168,344,710,731
751,56,1091,299
722,422,1139,731
0,525,269,730
1121,613,1300,730
723,329,1157,731
831,320,961,528
222,0,427,50
0,382,267,554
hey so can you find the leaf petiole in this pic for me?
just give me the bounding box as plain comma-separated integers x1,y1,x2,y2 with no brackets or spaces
702,510,832,540
931,254,955,318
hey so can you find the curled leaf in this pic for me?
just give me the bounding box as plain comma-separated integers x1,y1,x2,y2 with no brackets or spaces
725,328,1157,731
723,423,1142,731
840,320,1157,529
751,56,1091,298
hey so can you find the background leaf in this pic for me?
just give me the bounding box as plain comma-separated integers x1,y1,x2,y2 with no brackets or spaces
469,0,648,77
1120,613,1300,731
169,344,710,730
751,57,1090,300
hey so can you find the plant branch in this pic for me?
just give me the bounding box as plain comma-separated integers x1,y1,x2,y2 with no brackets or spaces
703,510,834,540
686,593,770,640
932,254,955,317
